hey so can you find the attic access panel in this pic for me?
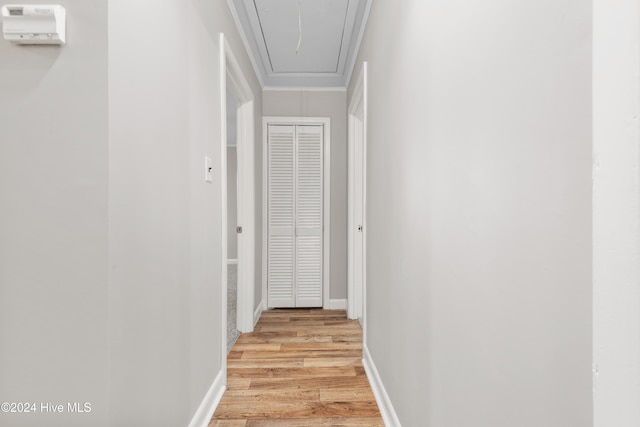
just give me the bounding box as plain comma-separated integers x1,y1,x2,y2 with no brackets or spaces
255,0,349,73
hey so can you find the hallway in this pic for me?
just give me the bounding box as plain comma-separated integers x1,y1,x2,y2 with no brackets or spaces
211,309,383,426
1,0,638,426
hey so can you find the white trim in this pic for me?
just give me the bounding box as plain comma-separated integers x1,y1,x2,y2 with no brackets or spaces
347,62,368,343
347,110,354,319
226,259,238,265
362,346,401,427
219,33,229,380
593,0,640,424
187,369,226,427
253,301,264,328
221,34,256,337
220,33,257,382
262,116,331,309
323,118,332,309
264,117,332,124
236,98,256,334
361,62,368,347
327,299,347,310
263,86,348,92
262,124,268,312
225,0,265,88
344,0,373,88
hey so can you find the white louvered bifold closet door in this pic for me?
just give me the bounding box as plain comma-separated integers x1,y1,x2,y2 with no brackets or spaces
294,125,323,307
268,125,296,307
267,124,323,308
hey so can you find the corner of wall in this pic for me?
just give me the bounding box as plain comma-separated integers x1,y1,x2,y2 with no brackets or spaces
362,346,402,427
327,299,347,310
187,369,226,427
254,300,264,328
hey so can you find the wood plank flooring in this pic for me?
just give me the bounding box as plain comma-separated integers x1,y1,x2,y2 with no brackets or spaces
210,309,383,427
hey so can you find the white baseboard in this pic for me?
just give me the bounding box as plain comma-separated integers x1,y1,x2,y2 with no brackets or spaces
362,345,401,427
326,299,347,310
226,259,238,265
187,369,226,427
254,301,264,327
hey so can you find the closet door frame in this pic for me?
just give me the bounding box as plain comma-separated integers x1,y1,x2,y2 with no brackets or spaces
262,117,331,310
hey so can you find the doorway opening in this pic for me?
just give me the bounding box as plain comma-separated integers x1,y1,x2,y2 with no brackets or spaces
226,87,240,352
348,63,368,336
220,34,256,372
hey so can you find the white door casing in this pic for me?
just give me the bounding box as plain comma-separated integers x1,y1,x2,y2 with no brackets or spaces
353,116,364,323
220,34,256,381
348,62,368,336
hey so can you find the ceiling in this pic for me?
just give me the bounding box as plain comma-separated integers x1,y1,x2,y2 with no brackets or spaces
227,0,372,89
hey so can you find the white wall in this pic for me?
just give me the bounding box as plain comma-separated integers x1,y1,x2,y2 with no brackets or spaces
593,0,640,425
109,0,262,425
0,2,109,426
263,90,348,301
0,1,261,426
350,1,592,426
108,1,190,423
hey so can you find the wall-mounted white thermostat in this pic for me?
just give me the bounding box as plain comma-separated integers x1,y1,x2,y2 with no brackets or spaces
1,4,65,45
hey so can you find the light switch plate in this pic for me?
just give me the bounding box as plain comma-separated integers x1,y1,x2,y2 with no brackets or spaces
205,156,213,183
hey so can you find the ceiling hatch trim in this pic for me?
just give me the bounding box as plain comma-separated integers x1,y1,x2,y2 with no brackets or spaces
227,0,372,89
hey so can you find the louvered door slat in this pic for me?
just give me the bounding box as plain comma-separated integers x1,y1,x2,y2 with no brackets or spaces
267,125,295,308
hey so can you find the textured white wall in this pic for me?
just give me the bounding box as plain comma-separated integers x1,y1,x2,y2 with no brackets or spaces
593,0,640,425
262,90,348,300
349,1,592,425
108,0,262,424
0,2,109,426
108,1,191,423
0,0,261,425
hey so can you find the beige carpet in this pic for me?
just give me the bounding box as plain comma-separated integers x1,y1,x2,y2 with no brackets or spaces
227,264,240,353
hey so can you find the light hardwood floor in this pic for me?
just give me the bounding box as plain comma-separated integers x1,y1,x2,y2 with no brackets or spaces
210,309,384,427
